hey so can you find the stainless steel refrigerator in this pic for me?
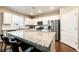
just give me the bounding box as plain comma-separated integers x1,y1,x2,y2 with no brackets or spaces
48,20,60,41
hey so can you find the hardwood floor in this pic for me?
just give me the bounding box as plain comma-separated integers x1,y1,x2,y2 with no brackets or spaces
0,41,77,52
55,41,77,52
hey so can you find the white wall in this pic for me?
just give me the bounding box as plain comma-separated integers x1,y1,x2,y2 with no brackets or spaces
0,13,2,33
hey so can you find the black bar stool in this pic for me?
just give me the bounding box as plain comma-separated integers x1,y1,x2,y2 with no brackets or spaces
2,36,11,52
10,37,19,52
0,33,4,51
19,42,32,52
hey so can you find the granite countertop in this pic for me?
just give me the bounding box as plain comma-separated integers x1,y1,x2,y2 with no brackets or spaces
2,26,27,31
7,30,56,51
2,28,26,31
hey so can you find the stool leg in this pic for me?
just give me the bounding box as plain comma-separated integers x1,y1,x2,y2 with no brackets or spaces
1,41,3,52
11,43,19,52
4,44,7,52
9,46,12,52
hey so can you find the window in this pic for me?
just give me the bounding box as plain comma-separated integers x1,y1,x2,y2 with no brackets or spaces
12,15,24,28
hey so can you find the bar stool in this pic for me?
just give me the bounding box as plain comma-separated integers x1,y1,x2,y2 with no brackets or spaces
10,37,19,52
19,42,32,52
9,37,39,52
2,36,11,52
0,33,4,51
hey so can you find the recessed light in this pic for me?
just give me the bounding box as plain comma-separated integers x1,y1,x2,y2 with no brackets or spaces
50,7,54,10
38,10,42,13
30,12,34,15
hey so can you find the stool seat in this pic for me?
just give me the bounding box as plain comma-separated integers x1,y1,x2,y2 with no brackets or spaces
10,37,19,52
0,33,3,39
2,37,10,45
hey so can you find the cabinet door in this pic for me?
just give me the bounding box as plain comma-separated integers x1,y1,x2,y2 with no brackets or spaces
60,8,78,50
43,20,48,25
25,18,32,25
32,19,37,25
3,12,12,24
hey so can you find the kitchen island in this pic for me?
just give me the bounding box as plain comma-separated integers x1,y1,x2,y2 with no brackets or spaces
6,30,56,52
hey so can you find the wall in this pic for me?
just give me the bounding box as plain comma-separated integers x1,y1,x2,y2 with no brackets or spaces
0,13,3,33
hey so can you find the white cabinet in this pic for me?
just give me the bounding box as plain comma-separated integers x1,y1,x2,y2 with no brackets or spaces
0,12,12,33
25,17,32,25
25,17,36,25
60,7,79,50
3,12,12,24
32,19,37,25
42,18,48,25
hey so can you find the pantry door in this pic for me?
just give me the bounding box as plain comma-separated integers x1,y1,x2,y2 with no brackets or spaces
60,8,78,50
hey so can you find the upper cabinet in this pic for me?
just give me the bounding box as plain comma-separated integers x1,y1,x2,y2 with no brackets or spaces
3,12,25,26
32,19,38,25
3,12,12,24
35,15,60,25
25,17,33,25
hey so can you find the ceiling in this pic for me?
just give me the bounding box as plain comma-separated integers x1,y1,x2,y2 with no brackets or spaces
5,6,60,18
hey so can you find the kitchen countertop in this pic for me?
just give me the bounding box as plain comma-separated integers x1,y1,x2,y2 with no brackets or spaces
7,30,56,52
2,27,17,31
